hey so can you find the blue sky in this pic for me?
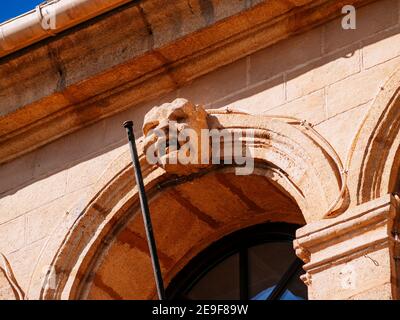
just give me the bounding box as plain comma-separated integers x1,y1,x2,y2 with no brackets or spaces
0,1,43,23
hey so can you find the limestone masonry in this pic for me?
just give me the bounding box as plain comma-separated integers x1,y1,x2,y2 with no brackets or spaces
1,0,400,300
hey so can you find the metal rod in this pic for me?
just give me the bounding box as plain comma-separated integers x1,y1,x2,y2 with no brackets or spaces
266,258,303,300
123,120,166,300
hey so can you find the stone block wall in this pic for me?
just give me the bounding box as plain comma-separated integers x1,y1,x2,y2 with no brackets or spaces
1,0,400,298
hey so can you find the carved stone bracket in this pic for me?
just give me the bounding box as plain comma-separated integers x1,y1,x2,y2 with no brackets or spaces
294,194,400,300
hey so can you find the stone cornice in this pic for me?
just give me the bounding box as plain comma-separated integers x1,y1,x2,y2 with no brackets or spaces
0,0,374,164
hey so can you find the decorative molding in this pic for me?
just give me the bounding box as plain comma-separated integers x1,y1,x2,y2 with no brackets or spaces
24,109,342,299
294,194,400,299
0,253,24,300
0,0,374,165
347,66,400,205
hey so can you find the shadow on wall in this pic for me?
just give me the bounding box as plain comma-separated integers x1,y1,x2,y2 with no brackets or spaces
0,0,399,209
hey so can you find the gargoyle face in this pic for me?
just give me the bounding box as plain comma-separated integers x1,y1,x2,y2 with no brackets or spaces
142,98,209,175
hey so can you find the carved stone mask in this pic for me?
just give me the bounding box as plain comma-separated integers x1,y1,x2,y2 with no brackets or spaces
142,98,209,175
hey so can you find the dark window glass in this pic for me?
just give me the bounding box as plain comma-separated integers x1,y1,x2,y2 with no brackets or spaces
285,265,308,300
187,253,239,300
167,223,307,300
248,242,295,299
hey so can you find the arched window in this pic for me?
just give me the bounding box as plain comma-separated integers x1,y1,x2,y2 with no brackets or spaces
167,223,307,300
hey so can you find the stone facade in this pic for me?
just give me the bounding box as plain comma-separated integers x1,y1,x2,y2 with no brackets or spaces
1,0,400,299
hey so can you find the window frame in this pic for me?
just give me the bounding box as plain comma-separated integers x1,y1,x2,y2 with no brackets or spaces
166,222,305,300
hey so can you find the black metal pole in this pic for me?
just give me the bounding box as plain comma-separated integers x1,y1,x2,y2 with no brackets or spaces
266,258,302,300
123,120,166,300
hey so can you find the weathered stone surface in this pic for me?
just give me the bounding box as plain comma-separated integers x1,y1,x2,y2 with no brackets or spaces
0,270,17,300
264,89,326,124
249,27,323,84
286,47,361,101
363,28,400,69
26,188,91,244
0,253,24,300
7,239,46,293
1,0,400,301
142,98,210,175
326,56,400,117
314,103,368,161
295,195,400,300
178,58,248,106
324,0,398,53
0,0,373,165
0,170,67,225
0,217,25,254
212,75,285,113
84,171,303,299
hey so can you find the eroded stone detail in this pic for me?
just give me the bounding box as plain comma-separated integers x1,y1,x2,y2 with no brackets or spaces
143,98,210,175
293,239,311,264
300,273,312,286
33,99,346,299
294,195,400,299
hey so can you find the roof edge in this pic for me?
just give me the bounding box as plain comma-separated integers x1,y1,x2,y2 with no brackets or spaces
0,0,134,58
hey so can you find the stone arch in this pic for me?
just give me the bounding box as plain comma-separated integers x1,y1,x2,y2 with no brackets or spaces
347,67,400,205
25,110,342,300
